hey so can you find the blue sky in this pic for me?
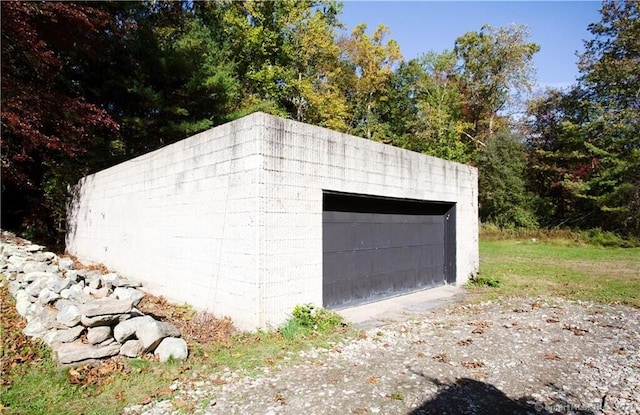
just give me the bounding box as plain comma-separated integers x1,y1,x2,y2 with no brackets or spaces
338,1,603,91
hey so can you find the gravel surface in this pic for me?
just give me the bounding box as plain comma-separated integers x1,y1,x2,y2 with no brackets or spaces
124,297,640,415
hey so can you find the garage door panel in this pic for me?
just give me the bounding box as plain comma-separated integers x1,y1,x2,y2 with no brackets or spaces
323,223,356,252
323,193,456,308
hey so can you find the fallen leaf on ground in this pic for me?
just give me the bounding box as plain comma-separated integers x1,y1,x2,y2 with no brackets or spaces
432,353,450,363
461,361,485,369
367,376,380,385
458,338,473,346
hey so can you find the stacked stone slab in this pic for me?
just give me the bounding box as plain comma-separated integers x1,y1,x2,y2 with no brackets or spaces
0,231,188,365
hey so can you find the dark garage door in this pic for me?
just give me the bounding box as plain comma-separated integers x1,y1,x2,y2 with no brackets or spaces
323,192,456,308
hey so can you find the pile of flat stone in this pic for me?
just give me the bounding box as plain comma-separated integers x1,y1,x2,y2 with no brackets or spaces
0,231,188,366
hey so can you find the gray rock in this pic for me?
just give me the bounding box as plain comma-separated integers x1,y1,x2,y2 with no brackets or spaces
5,272,18,282
8,280,23,296
65,270,80,283
154,337,188,362
113,316,155,343
23,271,46,283
137,320,181,352
39,306,63,330
15,290,32,317
120,340,144,358
57,257,75,270
100,338,115,346
102,273,120,285
23,317,48,338
6,261,25,273
56,300,82,327
56,342,121,365
129,308,145,318
87,326,112,344
45,264,59,273
80,298,133,317
88,277,102,290
116,279,142,288
42,330,59,347
60,283,85,300
24,244,43,252
85,270,103,281
43,325,84,346
7,254,28,264
23,261,48,274
47,276,73,294
34,251,57,262
38,287,61,305
113,287,145,305
81,313,128,327
25,277,48,297
89,285,110,299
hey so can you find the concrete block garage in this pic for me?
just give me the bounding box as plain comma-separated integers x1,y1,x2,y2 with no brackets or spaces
67,112,478,330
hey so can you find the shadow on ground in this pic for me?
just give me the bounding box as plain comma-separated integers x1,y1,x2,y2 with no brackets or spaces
407,377,596,415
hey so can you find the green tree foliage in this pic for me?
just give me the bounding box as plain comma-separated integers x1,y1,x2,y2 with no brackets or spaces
87,1,241,156
5,0,636,241
377,59,423,145
578,0,640,235
383,25,539,165
478,132,538,229
221,0,348,128
338,23,402,140
526,0,639,236
409,52,475,163
455,24,539,142
383,52,475,163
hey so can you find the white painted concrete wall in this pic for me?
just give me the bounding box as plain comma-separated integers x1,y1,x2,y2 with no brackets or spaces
67,112,478,330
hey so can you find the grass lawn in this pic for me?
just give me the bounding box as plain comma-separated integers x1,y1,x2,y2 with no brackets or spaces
472,239,640,307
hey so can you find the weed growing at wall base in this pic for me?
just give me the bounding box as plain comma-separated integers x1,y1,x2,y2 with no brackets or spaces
279,304,345,340
468,274,501,288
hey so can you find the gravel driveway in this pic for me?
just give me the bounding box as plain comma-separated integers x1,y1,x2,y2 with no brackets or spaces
125,296,640,415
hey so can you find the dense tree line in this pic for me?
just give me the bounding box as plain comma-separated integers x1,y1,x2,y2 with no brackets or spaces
1,0,638,244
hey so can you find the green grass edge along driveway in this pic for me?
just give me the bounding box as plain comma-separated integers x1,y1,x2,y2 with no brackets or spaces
472,240,640,308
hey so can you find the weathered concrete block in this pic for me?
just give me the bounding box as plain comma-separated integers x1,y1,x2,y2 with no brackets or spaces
67,112,479,330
